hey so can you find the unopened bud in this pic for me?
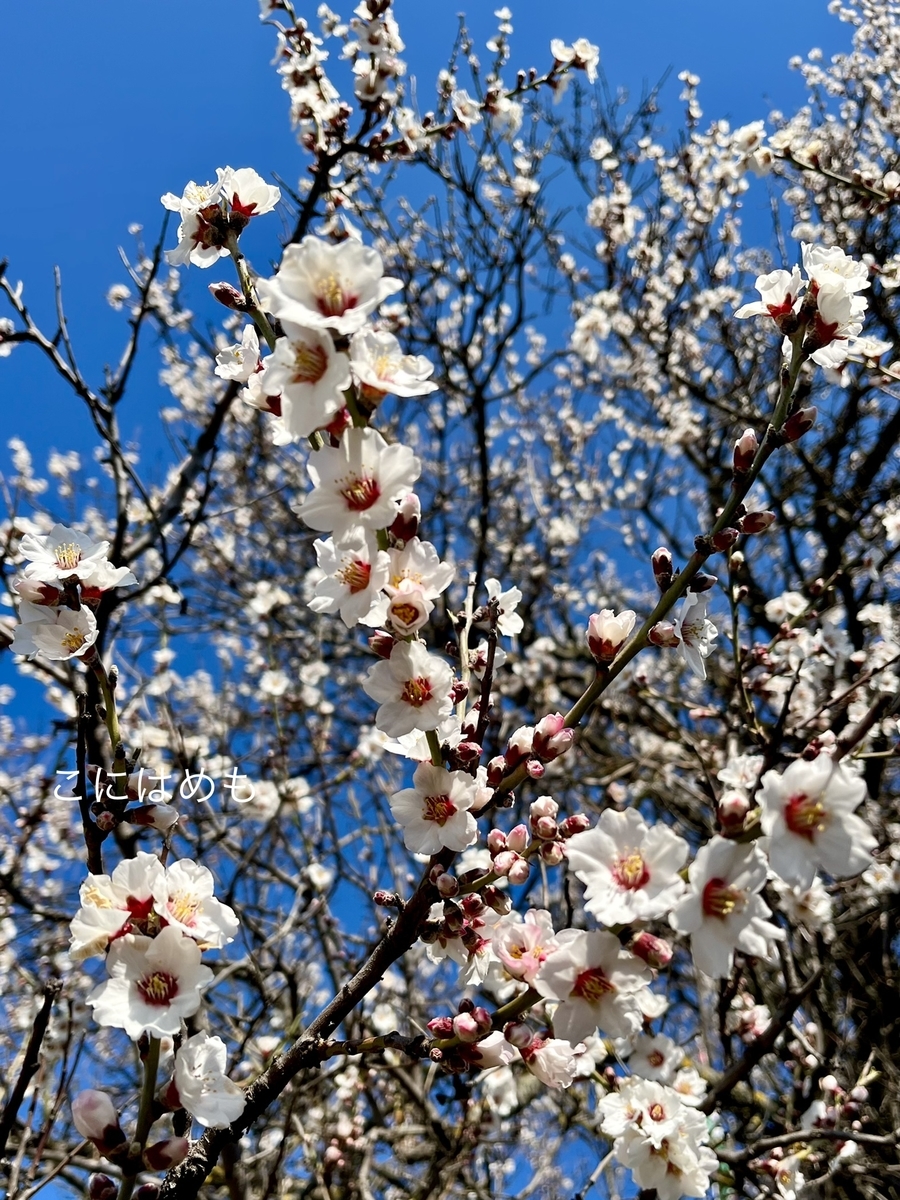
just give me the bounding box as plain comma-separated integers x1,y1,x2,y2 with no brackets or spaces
649,621,680,648
504,726,534,768
373,889,401,908
652,547,674,591
72,1091,125,1154
717,789,750,827
691,571,718,593
368,631,395,659
443,900,464,932
783,405,817,442
449,680,469,704
208,282,246,310
739,511,776,534
452,1013,482,1042
487,829,507,855
13,578,62,606
533,712,575,761
530,795,558,821
539,840,565,866
389,492,421,542
506,824,530,854
143,1137,190,1171
436,872,459,898
508,856,532,884
461,893,485,918
629,931,673,969
525,758,545,778
427,1016,454,1037
711,527,740,552
454,740,482,765
486,755,507,785
586,609,637,663
88,1177,118,1200
95,810,118,832
559,813,591,838
733,428,758,474
482,885,511,914
492,850,520,877
534,816,558,841
135,1187,161,1200
504,1021,533,1049
128,803,180,832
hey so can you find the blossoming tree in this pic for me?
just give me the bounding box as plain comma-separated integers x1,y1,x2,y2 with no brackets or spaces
1,2,899,1199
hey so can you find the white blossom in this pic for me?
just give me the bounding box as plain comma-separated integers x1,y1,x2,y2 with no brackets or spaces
389,761,478,854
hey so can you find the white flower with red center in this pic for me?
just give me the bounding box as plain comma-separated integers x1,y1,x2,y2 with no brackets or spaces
348,329,438,401
161,179,228,268
521,1037,581,1088
388,537,455,598
801,242,869,297
263,324,350,439
70,851,166,961
672,590,717,681
599,1078,683,1147
217,166,280,219
87,926,213,1039
757,756,877,889
492,909,559,983
587,608,636,662
389,761,478,854
152,860,239,950
14,604,99,661
363,639,454,736
564,808,688,924
171,1032,246,1129
294,427,421,538
256,236,402,336
484,578,523,636
425,900,502,985
734,266,805,323
534,929,651,1043
309,531,390,627
669,836,783,978
628,1033,684,1084
215,326,260,382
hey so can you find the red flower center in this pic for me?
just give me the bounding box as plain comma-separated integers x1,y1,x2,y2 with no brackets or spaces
784,791,827,840
571,966,616,1003
292,343,328,385
401,676,433,707
137,970,179,1006
339,559,371,594
701,877,744,919
611,851,649,891
316,274,357,317
340,474,381,512
423,793,456,826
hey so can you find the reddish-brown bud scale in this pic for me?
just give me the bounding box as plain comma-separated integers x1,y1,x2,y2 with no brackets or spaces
712,527,740,552
739,511,776,534
651,547,674,591
783,406,817,442
368,631,395,659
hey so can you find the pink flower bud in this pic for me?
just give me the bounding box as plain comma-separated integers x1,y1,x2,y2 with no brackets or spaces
389,492,421,542
506,824,530,854
13,578,62,606
783,406,817,442
452,1012,482,1043
368,631,395,659
504,1021,533,1049
436,872,459,898
143,1137,190,1171
586,609,637,662
504,726,534,768
526,759,545,778
208,282,246,310
482,885,511,914
533,713,575,761
487,756,507,785
442,900,464,932
711,527,740,552
72,1091,124,1152
733,428,758,474
534,816,558,841
559,813,591,838
492,850,520,877
136,1184,161,1200
89,1176,118,1200
530,795,558,821
373,889,401,908
449,680,469,705
739,511,776,534
629,931,673,969
95,810,118,833
691,571,718,592
427,1016,455,1037
461,893,485,918
651,547,674,591
648,621,680,647
487,829,508,855
717,789,750,828
508,856,532,884
471,1006,493,1035
454,740,482,765
539,841,565,866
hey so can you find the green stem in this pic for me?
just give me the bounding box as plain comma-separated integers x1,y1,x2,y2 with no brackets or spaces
226,233,277,351
426,729,444,767
90,658,128,793
117,1037,161,1200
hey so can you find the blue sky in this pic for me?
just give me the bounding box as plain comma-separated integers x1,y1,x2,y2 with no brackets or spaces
1,0,842,469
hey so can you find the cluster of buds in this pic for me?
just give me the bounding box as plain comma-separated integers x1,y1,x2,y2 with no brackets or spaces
487,714,574,785
420,891,498,955
426,999,504,1073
